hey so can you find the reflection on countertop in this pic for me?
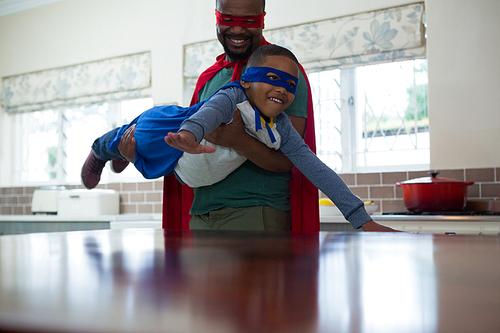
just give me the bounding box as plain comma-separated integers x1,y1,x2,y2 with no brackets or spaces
1,229,500,333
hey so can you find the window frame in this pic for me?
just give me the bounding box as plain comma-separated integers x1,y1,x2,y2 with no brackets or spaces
309,59,430,174
9,99,152,187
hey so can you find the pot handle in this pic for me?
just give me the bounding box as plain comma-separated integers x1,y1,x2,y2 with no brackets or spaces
463,181,474,186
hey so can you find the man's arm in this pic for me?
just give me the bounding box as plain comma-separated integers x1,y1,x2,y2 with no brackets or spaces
204,110,306,173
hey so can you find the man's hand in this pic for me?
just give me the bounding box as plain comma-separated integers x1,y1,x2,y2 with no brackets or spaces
361,220,400,232
204,108,247,150
117,124,137,162
204,108,293,172
165,131,216,154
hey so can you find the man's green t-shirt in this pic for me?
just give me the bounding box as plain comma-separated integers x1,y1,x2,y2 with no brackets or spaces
190,65,308,215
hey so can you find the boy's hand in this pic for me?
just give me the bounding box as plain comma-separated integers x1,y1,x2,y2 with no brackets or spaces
361,220,400,232
165,131,216,154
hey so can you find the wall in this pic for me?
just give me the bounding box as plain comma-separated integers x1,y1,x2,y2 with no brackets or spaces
426,0,500,169
0,0,186,186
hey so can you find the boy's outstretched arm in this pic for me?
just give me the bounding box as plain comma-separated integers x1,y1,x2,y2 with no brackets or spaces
165,130,216,154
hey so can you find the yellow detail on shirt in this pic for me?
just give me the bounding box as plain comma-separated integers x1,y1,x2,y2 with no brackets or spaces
260,115,274,128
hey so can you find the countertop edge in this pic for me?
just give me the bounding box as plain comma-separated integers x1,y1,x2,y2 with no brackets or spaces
0,213,162,222
2,213,500,223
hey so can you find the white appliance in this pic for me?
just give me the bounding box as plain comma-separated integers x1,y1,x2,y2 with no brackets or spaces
58,189,119,217
31,186,66,215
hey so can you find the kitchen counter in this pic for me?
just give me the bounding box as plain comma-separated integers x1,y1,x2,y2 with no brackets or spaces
321,214,500,235
3,213,500,235
0,214,162,235
1,229,499,333
0,213,162,222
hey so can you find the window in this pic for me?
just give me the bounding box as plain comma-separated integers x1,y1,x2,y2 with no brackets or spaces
182,3,426,173
1,52,152,186
13,98,153,186
309,59,429,173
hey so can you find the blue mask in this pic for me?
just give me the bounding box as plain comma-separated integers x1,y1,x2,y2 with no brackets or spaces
241,66,298,95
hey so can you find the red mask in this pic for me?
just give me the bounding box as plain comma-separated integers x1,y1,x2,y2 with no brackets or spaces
215,9,266,28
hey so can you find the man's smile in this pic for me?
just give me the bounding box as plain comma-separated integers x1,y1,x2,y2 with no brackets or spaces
225,34,251,47
229,37,246,44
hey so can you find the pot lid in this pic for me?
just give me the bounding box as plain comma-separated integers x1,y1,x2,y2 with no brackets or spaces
397,172,474,185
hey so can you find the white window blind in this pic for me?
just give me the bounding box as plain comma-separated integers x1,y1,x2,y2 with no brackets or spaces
1,51,151,114
183,2,425,100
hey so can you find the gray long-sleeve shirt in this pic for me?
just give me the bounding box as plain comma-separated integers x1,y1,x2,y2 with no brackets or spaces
179,84,372,229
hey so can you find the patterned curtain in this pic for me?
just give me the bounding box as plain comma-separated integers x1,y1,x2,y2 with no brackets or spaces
1,52,151,114
183,2,425,100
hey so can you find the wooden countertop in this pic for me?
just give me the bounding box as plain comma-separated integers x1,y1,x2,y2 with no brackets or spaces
1,229,499,333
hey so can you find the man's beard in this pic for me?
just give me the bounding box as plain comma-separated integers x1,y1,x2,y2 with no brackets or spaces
222,35,254,61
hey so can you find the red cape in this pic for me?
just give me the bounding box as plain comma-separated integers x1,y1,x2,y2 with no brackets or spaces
163,39,319,232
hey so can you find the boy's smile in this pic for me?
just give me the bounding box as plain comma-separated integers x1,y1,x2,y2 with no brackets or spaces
241,55,300,119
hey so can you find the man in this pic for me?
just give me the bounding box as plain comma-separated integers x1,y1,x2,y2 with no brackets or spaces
119,0,394,232
177,0,317,232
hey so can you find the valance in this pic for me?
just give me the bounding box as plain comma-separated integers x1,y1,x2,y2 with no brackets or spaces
1,51,151,114
184,2,425,86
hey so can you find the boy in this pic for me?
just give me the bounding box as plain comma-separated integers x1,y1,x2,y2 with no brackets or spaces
82,45,373,228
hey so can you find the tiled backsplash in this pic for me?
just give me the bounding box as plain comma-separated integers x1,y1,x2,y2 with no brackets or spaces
1,168,499,215
329,167,500,213
0,180,164,215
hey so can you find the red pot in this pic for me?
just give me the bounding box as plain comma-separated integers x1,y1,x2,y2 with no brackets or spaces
396,173,474,212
